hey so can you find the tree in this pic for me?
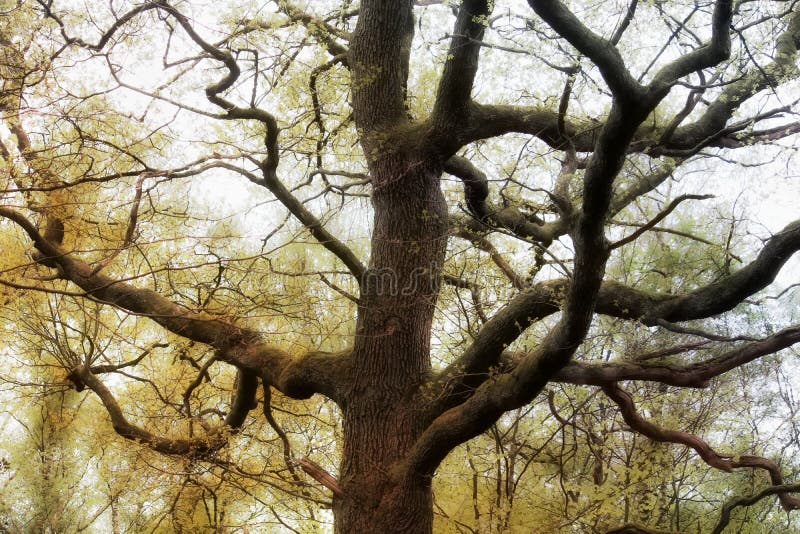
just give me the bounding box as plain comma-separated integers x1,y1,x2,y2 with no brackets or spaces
1,0,799,532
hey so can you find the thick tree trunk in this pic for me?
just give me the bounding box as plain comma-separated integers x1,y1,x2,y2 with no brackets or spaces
340,2,445,530
335,155,447,533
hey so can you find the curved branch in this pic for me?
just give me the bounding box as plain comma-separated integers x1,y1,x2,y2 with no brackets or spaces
89,2,365,281
262,383,298,478
553,324,800,387
73,365,228,457
405,38,679,475
712,483,800,534
644,219,800,322
154,3,280,172
0,207,255,349
208,163,365,281
431,0,492,130
0,206,351,402
36,0,161,52
181,353,220,421
224,369,259,428
527,0,644,104
55,0,365,280
603,382,800,511
428,218,800,411
455,97,798,157
309,54,348,183
443,155,490,219
448,156,680,253
438,5,798,157
458,103,594,150
647,0,733,94
647,7,800,154
445,155,571,244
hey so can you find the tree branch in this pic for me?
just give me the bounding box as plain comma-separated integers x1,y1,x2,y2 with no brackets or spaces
84,342,170,376
0,206,351,402
459,103,595,150
73,365,229,457
405,5,748,467
445,155,571,244
646,7,800,154
553,324,800,387
259,167,366,281
527,0,644,104
298,457,344,498
647,0,733,94
610,194,713,250
643,219,800,323
608,161,682,216
275,1,351,57
432,6,798,156
451,227,526,289
111,3,366,282
407,54,671,478
427,218,800,412
712,483,800,534
35,0,161,52
431,0,492,130
603,382,800,511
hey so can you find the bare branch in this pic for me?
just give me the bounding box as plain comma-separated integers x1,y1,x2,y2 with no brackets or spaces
603,382,800,511
712,483,800,534
527,0,645,104
610,194,714,250
35,0,161,52
610,0,638,46
86,342,170,376
553,325,800,388
452,227,526,290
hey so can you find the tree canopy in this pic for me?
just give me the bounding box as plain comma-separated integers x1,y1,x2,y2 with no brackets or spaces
1,0,799,532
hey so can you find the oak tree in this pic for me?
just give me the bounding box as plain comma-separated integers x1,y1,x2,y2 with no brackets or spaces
1,0,800,532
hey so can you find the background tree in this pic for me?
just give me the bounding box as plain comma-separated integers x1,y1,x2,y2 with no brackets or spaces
1,0,799,532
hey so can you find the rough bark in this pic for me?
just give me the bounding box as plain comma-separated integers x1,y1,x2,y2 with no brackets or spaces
335,156,447,532
336,1,446,531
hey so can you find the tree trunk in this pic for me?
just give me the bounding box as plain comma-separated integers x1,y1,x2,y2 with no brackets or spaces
339,1,444,529
335,155,447,533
